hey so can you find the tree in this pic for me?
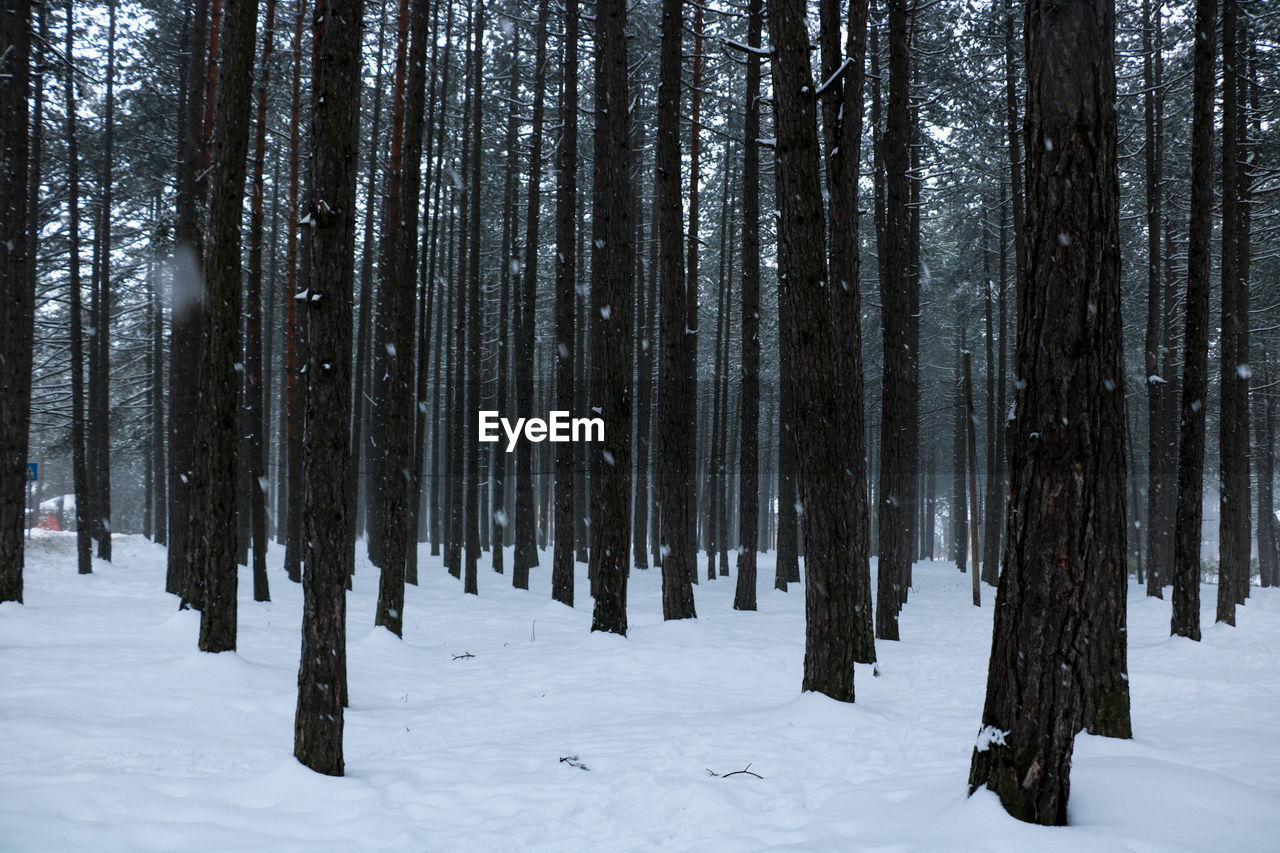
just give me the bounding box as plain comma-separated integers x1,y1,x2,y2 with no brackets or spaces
295,0,362,777
65,0,91,578
768,0,859,703
968,0,1127,822
588,0,633,636
552,0,579,607
732,0,763,613
656,0,696,620
1172,0,1216,642
194,0,260,653
463,0,486,596
0,0,32,603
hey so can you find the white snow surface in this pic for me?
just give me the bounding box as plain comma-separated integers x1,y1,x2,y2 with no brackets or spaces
3,532,1279,852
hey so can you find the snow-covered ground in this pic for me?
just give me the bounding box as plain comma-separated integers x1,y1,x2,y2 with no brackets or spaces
2,531,1278,852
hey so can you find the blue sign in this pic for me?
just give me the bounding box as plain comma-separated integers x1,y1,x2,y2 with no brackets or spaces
26,463,37,482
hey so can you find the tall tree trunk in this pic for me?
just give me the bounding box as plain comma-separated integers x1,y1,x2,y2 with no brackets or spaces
374,0,431,633
463,0,485,596
1142,0,1167,598
65,0,91,578
768,0,858,702
514,0,551,586
1171,0,1216,642
294,0,361,777
656,0,696,619
733,0,763,612
980,216,1000,585
552,0,579,606
875,0,914,642
194,0,259,653
246,0,279,603
968,0,1128,821
588,0,632,635
1217,0,1249,624
0,0,32,602
818,0,874,660
493,18,518,574
282,0,307,585
953,322,968,574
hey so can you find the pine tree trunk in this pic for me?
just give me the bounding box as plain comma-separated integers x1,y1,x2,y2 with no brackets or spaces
1171,0,1215,642
294,0,362,777
463,0,486,596
282,0,306,586
656,0,696,619
0,0,32,603
587,0,633,635
552,0,579,606
65,0,91,578
733,0,762,611
968,0,1128,821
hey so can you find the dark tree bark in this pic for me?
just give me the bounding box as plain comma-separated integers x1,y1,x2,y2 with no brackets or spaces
88,0,117,563
968,0,1128,822
65,0,91,578
513,0,551,586
492,20,518,574
1171,0,1215,642
1217,0,1249,625
463,0,485,596
246,0,279,604
732,0,763,613
282,0,306,585
768,0,858,703
552,0,579,607
874,0,914,642
819,0,874,661
1142,0,1168,598
169,0,210,596
588,0,632,636
374,0,431,633
1259,349,1278,588
194,0,259,653
655,0,696,619
953,322,968,574
981,229,1000,586
294,0,361,777
0,0,32,603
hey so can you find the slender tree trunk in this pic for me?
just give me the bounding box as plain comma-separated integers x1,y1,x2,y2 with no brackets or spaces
493,19,519,574
588,0,632,635
514,0,551,585
294,0,361,777
1172,0,1216,642
953,323,968,574
968,0,1128,821
245,0,279,603
552,0,579,606
283,0,307,585
463,0,485,596
0,0,32,602
733,0,763,612
65,0,91,578
1142,0,1167,598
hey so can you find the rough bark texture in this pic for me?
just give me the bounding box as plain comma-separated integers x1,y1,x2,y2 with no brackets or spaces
463,0,486,596
768,0,857,703
656,0,696,620
195,0,259,653
874,0,914,642
588,0,632,636
0,0,32,603
819,0,874,662
732,0,762,613
1172,0,1216,642
295,0,361,777
968,0,1128,822
552,0,579,607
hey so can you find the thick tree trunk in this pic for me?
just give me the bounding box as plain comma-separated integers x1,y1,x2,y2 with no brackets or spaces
294,0,361,777
588,0,633,636
194,0,259,653
968,0,1128,822
282,0,306,585
656,0,696,619
875,0,914,642
768,0,858,703
0,0,32,603
1142,0,1167,598
1172,0,1216,642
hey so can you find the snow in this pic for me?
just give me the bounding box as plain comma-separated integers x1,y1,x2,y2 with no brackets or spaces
3,532,1279,851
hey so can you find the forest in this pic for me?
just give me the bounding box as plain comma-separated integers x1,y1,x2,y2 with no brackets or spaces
1,0,1279,845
